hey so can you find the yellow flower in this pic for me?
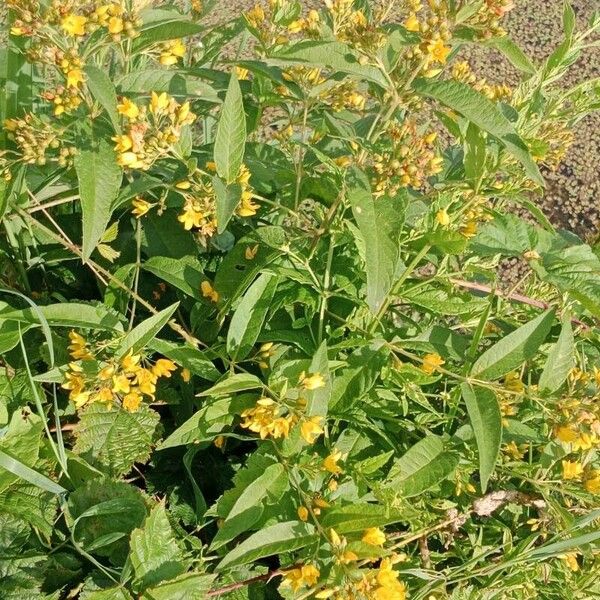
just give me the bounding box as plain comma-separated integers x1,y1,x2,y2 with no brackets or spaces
123,391,142,412
10,26,25,36
150,91,170,114
460,220,478,238
503,371,524,393
121,352,141,373
404,13,420,31
428,38,451,64
561,552,580,572
112,374,131,395
235,66,249,80
584,471,600,494
93,387,114,406
421,353,444,374
214,435,225,448
362,527,386,547
436,208,450,227
62,14,88,37
300,372,325,390
108,16,124,35
300,416,324,444
117,98,140,119
68,330,93,360
178,202,204,230
118,152,144,169
282,564,320,592
297,506,309,522
562,460,583,481
201,281,220,303
374,558,407,600
152,358,177,378
323,449,344,475
160,39,187,65
181,368,191,383
136,368,158,396
113,134,133,153
132,197,152,218
66,68,85,88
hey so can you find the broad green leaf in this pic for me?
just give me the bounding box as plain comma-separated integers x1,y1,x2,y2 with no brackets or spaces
84,65,121,132
134,8,203,50
68,479,147,564
0,302,123,331
115,303,178,360
227,273,279,361
129,503,186,590
84,588,133,600
385,436,458,497
143,256,205,301
464,122,486,180
142,574,215,600
413,79,544,186
349,171,399,313
148,339,220,381
216,521,317,571
197,373,263,397
471,309,555,380
0,321,32,354
483,37,536,74
461,383,502,493
538,316,574,394
73,404,160,477
321,504,406,534
213,176,242,233
214,73,246,184
75,137,123,261
211,463,288,549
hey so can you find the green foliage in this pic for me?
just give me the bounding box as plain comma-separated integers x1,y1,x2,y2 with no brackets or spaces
1,1,600,599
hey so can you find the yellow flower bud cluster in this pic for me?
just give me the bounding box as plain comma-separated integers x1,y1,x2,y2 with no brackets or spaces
61,330,178,412
321,81,367,112
3,114,73,167
451,61,512,103
528,120,574,171
244,1,295,48
371,121,442,195
89,2,141,41
112,92,196,170
326,0,385,55
287,9,321,37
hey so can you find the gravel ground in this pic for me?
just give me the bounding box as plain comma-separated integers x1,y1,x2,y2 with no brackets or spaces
209,0,600,240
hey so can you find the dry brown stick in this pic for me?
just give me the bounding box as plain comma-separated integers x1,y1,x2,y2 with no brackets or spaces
450,278,591,330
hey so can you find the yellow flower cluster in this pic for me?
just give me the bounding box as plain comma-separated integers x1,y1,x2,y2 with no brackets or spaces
113,92,196,170
322,81,367,112
325,0,385,54
371,121,443,195
469,0,515,38
245,1,296,48
529,120,575,170
421,352,445,374
61,330,177,412
157,39,186,66
287,9,321,36
282,563,320,592
451,61,513,102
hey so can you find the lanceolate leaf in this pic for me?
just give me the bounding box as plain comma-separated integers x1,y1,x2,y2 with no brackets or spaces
84,65,121,132
461,383,502,492
143,256,205,301
349,170,399,313
227,273,279,361
538,316,575,394
216,521,318,571
413,78,544,186
385,436,458,497
116,303,179,360
214,72,246,184
471,309,555,380
75,137,123,261
213,176,242,234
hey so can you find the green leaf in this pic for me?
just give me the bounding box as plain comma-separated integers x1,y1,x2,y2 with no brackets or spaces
129,503,186,591
0,449,66,496
0,302,123,331
213,176,242,234
73,404,160,477
471,309,555,380
197,373,263,397
227,273,279,361
538,316,574,394
143,256,205,301
385,436,458,497
483,37,536,75
214,73,246,184
461,383,502,493
0,321,32,354
75,137,123,261
529,530,600,560
349,171,399,313
320,504,406,534
142,573,215,600
84,65,121,132
216,521,317,571
464,122,486,181
115,303,179,360
134,8,203,50
413,79,544,186
211,463,288,549
148,339,220,381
